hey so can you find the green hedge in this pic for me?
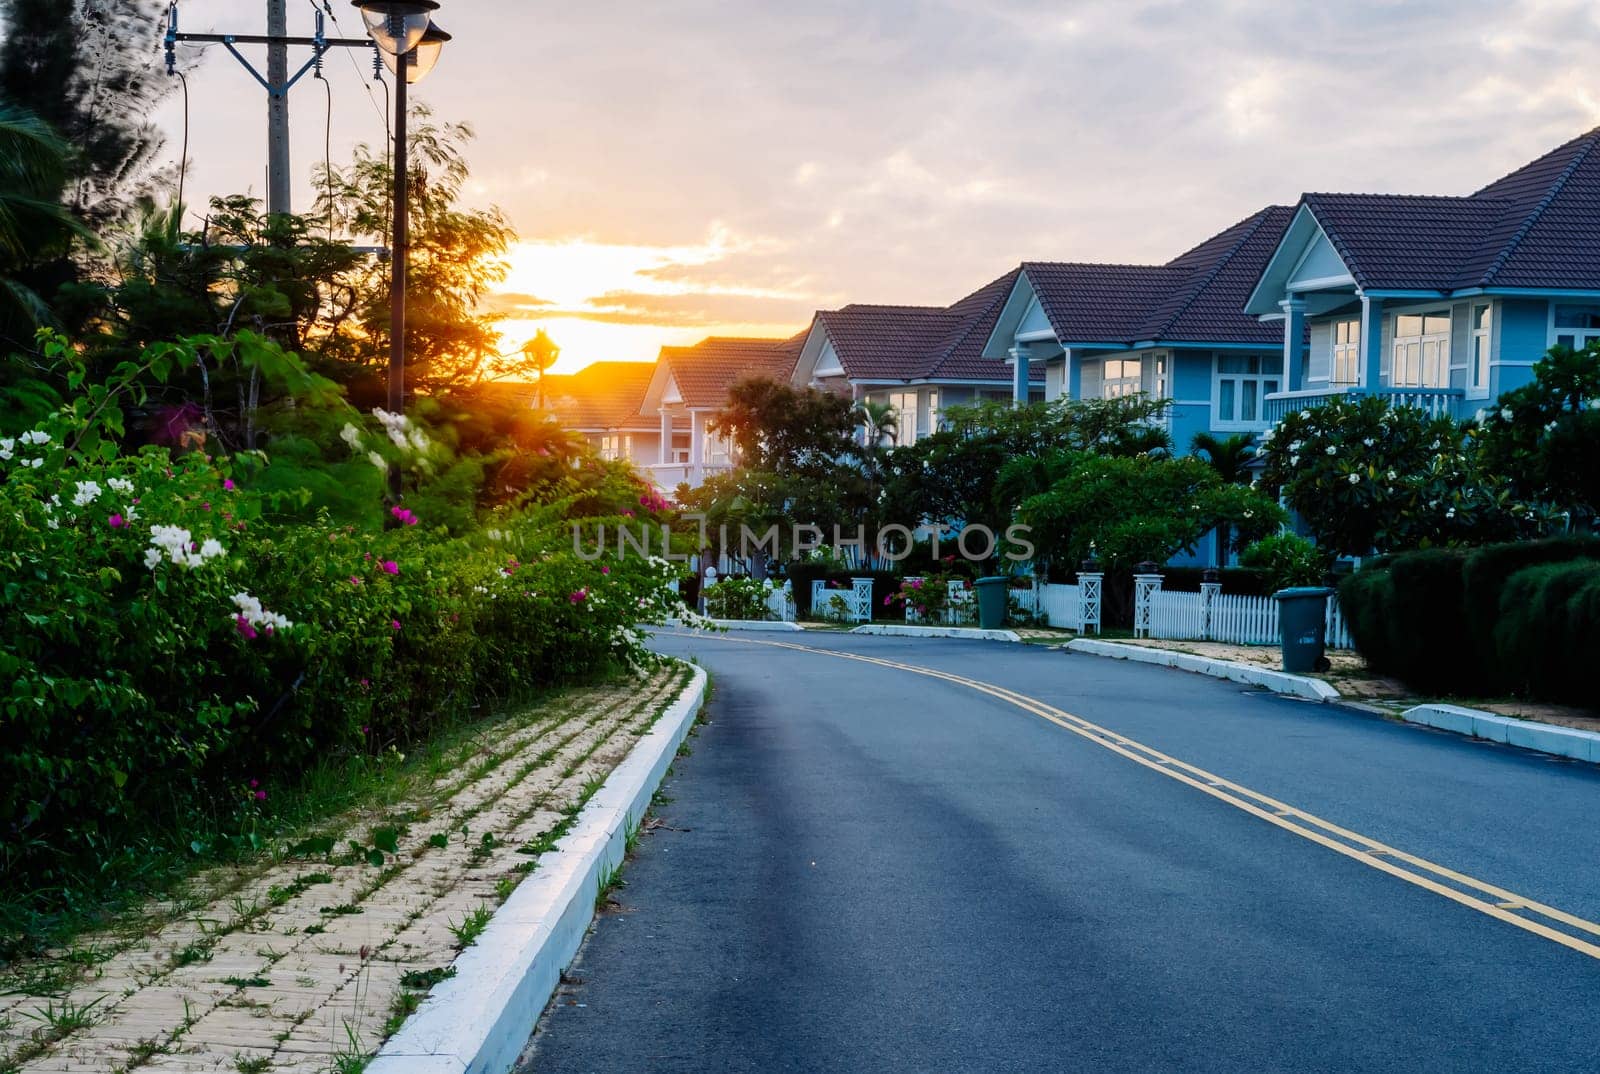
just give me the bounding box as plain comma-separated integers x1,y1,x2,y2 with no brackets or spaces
1493,560,1600,703
1340,537,1600,700
1462,536,1600,689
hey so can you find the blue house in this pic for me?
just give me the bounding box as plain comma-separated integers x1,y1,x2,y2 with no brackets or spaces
1244,127,1600,422
980,206,1295,453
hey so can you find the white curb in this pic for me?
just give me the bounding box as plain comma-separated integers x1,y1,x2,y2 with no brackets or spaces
850,624,1022,642
1402,703,1600,763
368,663,708,1074
663,618,804,632
1066,639,1340,702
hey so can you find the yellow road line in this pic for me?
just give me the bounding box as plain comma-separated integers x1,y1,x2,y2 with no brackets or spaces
665,631,1600,962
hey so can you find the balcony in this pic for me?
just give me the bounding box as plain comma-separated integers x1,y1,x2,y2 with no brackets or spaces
645,460,733,490
1262,386,1464,425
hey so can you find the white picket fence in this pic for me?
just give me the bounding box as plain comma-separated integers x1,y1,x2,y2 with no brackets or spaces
1145,585,1353,649
904,579,974,625
810,577,875,623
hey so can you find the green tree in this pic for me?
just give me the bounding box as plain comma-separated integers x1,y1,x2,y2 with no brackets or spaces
0,101,87,341
1189,431,1255,484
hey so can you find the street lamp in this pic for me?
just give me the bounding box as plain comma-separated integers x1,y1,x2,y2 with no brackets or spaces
522,330,560,409
351,1,447,502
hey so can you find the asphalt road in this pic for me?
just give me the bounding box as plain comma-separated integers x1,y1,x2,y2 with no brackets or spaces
519,632,1600,1073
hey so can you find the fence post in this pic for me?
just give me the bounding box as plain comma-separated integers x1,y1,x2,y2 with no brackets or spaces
1200,566,1221,642
1077,548,1103,635
904,577,923,624
1132,561,1162,638
850,576,875,623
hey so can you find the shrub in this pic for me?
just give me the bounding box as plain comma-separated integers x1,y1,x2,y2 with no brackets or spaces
1337,548,1471,691
1493,560,1600,702
1159,566,1273,596
1239,534,1326,593
1461,536,1600,690
703,576,779,620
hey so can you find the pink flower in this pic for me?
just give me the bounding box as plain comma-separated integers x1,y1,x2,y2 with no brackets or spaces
359,679,370,691
201,502,211,511
361,724,370,734
600,566,610,575
349,576,362,586
234,616,258,640
249,779,259,788
390,619,402,631
108,514,125,529
883,596,892,606
223,479,236,492
254,790,267,801
622,510,634,518
569,588,588,604
380,560,399,576
389,506,419,526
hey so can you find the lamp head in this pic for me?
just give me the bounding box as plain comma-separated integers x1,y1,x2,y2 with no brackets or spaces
351,1,439,56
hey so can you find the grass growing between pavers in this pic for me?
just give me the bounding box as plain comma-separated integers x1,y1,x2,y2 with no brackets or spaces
0,661,696,1074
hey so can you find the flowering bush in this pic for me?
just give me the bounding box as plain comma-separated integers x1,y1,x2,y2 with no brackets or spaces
702,576,782,620
0,406,680,890
1258,395,1540,558
885,572,963,623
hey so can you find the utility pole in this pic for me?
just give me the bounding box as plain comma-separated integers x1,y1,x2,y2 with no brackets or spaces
165,1,375,216
265,0,291,216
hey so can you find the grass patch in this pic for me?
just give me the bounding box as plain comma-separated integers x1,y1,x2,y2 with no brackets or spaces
397,966,455,990
447,907,492,948
222,975,271,989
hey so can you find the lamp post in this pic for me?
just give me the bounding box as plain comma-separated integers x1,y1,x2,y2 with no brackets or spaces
351,1,448,500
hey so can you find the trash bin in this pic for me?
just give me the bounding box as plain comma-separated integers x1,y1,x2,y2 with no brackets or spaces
974,576,1009,630
1273,586,1334,673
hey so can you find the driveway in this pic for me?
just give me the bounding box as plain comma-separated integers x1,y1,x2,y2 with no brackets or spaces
518,632,1600,1072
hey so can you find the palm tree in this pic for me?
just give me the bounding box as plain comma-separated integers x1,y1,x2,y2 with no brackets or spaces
0,102,86,333
855,398,899,449
1191,431,1257,566
1190,431,1256,484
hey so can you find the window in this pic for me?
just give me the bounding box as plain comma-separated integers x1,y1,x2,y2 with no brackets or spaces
926,389,941,435
1470,305,1492,395
1331,321,1360,387
1391,311,1450,388
1553,304,1600,351
888,390,918,447
1213,354,1280,427
1103,358,1143,399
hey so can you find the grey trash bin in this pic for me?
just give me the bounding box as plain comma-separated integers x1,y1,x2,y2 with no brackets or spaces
974,576,1009,630
1273,586,1333,673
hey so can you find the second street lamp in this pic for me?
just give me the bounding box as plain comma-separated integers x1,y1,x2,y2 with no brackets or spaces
352,1,447,502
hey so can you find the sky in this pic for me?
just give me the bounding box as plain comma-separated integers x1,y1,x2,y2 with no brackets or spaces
154,0,1600,373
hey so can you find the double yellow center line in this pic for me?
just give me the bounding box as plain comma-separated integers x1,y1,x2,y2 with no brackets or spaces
670,631,1600,962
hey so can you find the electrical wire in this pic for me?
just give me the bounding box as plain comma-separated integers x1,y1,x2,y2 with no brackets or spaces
175,68,190,220
314,0,388,127
317,68,334,237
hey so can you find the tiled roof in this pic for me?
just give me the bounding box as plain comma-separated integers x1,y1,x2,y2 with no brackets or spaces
1140,206,1293,344
657,335,805,409
544,361,656,430
1299,193,1514,291
815,271,1045,383
1291,126,1600,292
1021,261,1190,343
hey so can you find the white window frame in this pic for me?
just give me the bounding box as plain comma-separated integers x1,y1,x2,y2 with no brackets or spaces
1468,304,1493,398
1102,357,1143,399
1548,303,1600,353
1331,320,1360,387
1210,353,1280,431
888,390,919,448
1390,309,1451,389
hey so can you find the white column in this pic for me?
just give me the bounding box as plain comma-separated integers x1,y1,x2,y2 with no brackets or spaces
689,410,706,482
1133,570,1163,638
658,408,672,464
1010,344,1030,404
1280,297,1307,392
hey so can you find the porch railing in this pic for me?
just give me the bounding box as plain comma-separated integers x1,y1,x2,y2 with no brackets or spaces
1262,386,1463,425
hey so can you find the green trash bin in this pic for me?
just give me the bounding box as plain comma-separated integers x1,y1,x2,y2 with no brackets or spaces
974,576,1009,630
1274,586,1334,673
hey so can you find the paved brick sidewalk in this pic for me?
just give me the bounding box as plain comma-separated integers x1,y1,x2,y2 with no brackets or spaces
0,664,692,1074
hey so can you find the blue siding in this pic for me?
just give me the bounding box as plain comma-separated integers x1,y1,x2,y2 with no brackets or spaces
1495,298,1549,400
1168,349,1214,456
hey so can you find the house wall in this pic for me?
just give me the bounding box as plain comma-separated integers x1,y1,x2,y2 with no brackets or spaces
1497,298,1550,399
1167,349,1215,457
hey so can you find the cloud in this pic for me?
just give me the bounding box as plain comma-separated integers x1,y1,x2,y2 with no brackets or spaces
480,292,553,315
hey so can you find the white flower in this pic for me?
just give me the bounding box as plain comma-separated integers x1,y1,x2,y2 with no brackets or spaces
1347,473,1360,485
1289,440,1304,452
1324,445,1337,456
124,504,138,521
1288,455,1299,467
19,430,50,446
1386,470,1397,480
26,457,43,469
0,437,13,461
45,516,59,530
71,481,103,507
144,547,163,569
1446,507,1457,519
1259,427,1275,442
1361,438,1375,448
340,423,362,448
230,591,293,632
1299,410,1311,419
1501,407,1514,421
107,478,135,495
199,538,225,560
1474,409,1487,425
408,428,429,453
368,451,388,472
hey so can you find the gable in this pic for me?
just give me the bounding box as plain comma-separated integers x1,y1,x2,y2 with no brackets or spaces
1286,230,1352,290
1018,294,1053,337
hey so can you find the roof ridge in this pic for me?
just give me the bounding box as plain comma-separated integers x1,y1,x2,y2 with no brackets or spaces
1302,190,1492,203
1143,208,1274,340
1476,129,1600,287
923,269,1019,379
1022,259,1179,272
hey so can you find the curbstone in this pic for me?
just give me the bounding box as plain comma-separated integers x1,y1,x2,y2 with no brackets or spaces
1404,703,1600,764
663,618,804,632
1065,639,1341,702
367,663,708,1074
849,624,1021,642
